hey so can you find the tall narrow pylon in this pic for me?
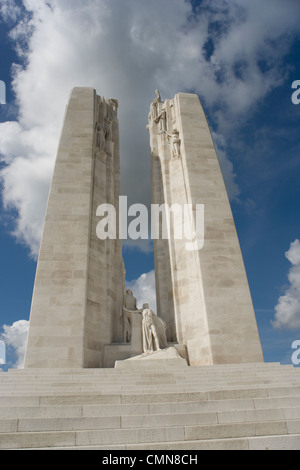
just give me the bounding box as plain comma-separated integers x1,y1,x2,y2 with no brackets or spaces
24,88,124,368
148,92,264,366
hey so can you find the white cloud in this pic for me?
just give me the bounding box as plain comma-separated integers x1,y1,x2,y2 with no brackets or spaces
273,240,300,330
0,0,22,22
202,0,299,115
0,0,299,256
285,240,300,266
127,270,157,313
1,153,54,255
0,320,29,369
0,340,5,366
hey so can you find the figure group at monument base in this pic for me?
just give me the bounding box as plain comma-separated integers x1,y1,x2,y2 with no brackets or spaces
121,290,167,355
114,288,188,368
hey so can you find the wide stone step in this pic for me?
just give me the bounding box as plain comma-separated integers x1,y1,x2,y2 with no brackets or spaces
1,373,300,387
2,365,297,375
3,363,296,381
2,373,299,382
1,403,300,434
1,418,300,449
1,383,300,405
25,433,300,450
1,392,300,420
1,371,296,382
82,434,300,451
1,382,300,396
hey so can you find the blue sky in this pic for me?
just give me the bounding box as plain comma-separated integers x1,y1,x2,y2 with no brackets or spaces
0,0,300,369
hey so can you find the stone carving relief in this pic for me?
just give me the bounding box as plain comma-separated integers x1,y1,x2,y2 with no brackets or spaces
157,108,167,133
149,89,167,132
104,116,112,141
96,124,105,150
170,101,176,126
121,289,168,355
121,289,138,342
109,98,119,116
95,98,118,149
141,303,162,355
150,89,161,122
170,128,181,158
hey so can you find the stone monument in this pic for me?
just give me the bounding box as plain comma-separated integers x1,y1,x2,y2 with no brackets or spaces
24,88,125,368
4,88,300,452
24,87,263,369
148,91,264,366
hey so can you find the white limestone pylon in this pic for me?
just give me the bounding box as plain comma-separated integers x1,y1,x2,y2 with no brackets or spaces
24,88,124,368
148,92,264,366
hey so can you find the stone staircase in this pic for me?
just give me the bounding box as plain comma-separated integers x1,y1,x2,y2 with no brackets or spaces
0,362,300,450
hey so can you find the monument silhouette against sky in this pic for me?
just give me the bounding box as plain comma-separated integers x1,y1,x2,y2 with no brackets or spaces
24,88,263,369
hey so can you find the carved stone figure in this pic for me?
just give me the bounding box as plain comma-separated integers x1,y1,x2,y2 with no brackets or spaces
170,102,176,125
150,89,161,122
104,116,112,141
142,304,162,354
109,98,119,115
154,89,161,105
122,289,140,342
96,124,105,151
171,129,181,158
99,128,105,151
158,108,167,133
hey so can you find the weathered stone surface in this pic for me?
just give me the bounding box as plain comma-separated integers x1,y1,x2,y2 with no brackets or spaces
114,346,188,369
24,88,263,371
148,92,263,366
0,363,300,449
25,88,124,368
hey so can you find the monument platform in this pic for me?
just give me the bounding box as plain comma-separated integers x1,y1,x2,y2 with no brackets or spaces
0,362,300,450
114,347,188,369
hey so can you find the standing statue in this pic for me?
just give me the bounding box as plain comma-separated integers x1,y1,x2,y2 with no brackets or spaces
122,289,140,342
142,303,162,355
155,89,161,101
158,108,167,133
109,98,119,116
150,89,161,122
96,124,105,151
170,129,181,158
104,116,112,141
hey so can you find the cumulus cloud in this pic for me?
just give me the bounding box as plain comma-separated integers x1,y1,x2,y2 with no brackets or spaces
0,0,299,257
272,240,300,330
0,320,29,369
200,0,298,118
0,0,22,23
0,341,6,366
1,153,55,255
127,270,157,313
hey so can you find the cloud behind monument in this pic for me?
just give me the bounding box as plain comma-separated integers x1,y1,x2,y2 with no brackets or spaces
0,0,299,257
273,240,300,330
